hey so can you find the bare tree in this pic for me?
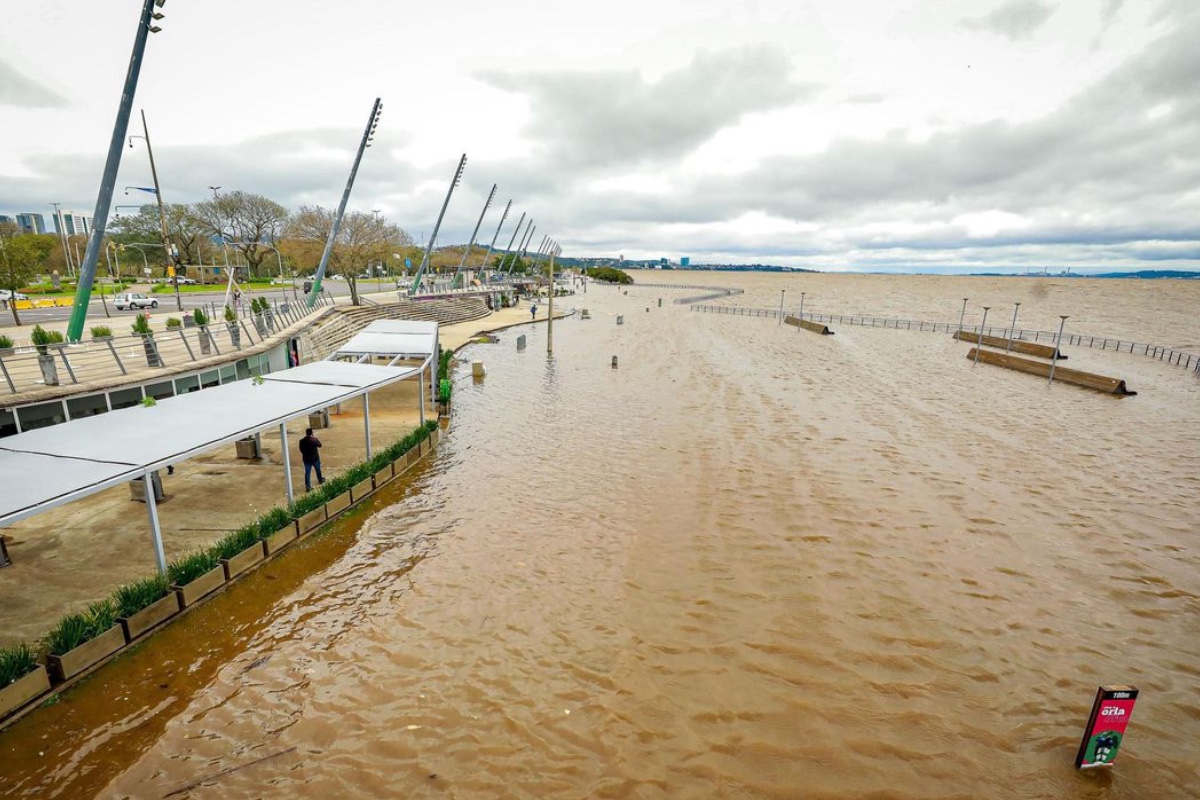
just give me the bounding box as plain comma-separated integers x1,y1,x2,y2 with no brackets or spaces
284,207,411,305
191,191,288,278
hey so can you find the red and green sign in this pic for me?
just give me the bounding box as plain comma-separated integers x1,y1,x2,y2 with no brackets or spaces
1076,685,1138,769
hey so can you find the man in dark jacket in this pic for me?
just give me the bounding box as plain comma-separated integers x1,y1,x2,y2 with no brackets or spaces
299,428,325,491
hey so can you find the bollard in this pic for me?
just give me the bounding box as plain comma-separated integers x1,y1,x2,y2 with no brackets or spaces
516,334,526,350
646,307,650,312
616,315,624,325
472,360,486,378
611,356,618,368
658,298,662,307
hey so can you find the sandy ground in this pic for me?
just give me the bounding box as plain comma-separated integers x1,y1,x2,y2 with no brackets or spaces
0,300,571,648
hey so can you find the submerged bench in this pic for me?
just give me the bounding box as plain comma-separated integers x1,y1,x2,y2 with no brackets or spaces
954,329,1064,359
784,316,834,335
966,349,1136,395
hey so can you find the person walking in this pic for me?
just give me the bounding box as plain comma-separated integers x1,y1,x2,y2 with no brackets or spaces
299,427,325,491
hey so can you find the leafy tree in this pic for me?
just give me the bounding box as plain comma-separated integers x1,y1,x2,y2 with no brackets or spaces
284,207,412,305
190,191,288,277
587,266,633,284
0,226,53,325
493,253,530,274
110,203,208,267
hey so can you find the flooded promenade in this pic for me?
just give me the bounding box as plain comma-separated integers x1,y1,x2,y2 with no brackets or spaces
1,273,1198,798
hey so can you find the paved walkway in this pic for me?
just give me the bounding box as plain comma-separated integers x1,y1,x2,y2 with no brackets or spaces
0,301,571,648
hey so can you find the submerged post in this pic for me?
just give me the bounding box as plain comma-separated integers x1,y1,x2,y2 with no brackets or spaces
547,247,556,355
1049,315,1069,386
144,470,167,575
280,423,294,507
958,298,968,334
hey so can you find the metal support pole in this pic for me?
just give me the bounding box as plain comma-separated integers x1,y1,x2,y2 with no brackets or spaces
144,470,167,575
418,363,425,425
411,153,468,295
974,307,990,364
311,98,384,306
799,292,806,320
67,0,159,341
1048,316,1068,385
1006,302,1021,352
547,249,555,355
139,109,181,311
958,298,968,334
453,183,496,288
280,423,294,506
778,289,785,324
363,393,372,459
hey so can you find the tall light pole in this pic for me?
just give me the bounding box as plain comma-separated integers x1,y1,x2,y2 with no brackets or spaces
974,307,990,364
312,98,384,307
799,291,806,320
958,298,968,334
778,289,785,324
1006,302,1021,353
1048,316,1068,386
66,0,168,342
500,213,527,275
452,183,496,289
410,152,467,296
128,109,181,310
477,198,511,279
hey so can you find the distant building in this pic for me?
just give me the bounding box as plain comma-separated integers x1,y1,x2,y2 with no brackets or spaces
0,214,13,227
16,212,49,234
53,211,92,237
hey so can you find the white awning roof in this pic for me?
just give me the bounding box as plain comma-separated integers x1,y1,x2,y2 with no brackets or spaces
0,361,420,527
332,320,438,361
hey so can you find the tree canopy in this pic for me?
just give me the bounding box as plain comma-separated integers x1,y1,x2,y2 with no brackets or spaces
0,227,53,325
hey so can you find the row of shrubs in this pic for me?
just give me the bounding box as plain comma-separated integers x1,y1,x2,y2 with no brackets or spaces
0,419,438,691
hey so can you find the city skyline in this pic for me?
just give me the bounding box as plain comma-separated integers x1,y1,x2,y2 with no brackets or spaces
1,0,1197,274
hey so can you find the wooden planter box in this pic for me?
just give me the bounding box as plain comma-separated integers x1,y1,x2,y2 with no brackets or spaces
263,526,297,555
350,478,374,503
172,565,225,607
373,465,394,487
119,593,181,642
221,543,264,580
0,667,51,720
406,449,419,467
296,506,326,535
326,491,350,517
46,625,126,683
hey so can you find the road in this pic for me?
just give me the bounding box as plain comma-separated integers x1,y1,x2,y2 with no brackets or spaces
0,279,398,328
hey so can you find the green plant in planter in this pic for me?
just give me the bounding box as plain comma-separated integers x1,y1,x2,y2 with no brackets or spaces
192,308,209,326
44,599,118,655
224,305,237,322
167,550,220,586
0,334,13,350
165,317,182,329
131,313,154,337
0,642,38,687
112,573,170,618
141,396,157,408
89,325,113,339
30,325,64,354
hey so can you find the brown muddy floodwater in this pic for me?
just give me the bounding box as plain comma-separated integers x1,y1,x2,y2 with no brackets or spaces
1,273,1198,798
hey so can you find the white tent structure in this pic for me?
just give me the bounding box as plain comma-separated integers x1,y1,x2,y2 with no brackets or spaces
0,360,422,573
329,319,440,426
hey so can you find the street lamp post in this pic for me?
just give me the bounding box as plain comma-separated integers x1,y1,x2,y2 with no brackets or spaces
128,107,182,310
1006,302,1021,353
958,298,968,334
1048,316,1069,386
66,0,170,342
799,291,806,320
974,307,990,364
778,289,785,325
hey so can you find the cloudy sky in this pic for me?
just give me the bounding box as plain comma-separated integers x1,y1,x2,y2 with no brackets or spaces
1,0,1197,273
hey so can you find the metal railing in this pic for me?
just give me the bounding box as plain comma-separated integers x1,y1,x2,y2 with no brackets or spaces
688,304,1200,373
0,292,334,395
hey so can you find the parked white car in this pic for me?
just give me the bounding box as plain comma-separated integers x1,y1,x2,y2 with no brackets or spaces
115,292,158,310
0,290,29,301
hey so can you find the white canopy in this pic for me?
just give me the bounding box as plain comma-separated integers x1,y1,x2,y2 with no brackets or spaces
332,320,439,362
0,361,419,527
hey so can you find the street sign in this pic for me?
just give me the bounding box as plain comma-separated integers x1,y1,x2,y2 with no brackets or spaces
1076,685,1139,769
